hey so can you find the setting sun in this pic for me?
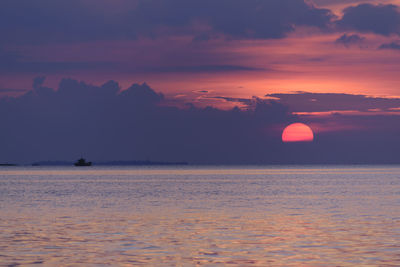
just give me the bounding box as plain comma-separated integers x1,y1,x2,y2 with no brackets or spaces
282,123,314,143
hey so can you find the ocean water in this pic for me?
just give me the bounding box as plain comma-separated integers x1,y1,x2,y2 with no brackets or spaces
0,166,399,266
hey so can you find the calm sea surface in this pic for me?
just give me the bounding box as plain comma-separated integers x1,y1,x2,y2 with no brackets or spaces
0,166,399,266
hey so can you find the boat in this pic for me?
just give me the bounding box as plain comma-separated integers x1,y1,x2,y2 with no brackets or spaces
74,158,92,166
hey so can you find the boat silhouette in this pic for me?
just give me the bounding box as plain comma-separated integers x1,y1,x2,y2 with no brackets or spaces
74,158,92,166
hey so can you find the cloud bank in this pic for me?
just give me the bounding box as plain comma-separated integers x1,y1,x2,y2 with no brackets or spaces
1,78,400,164
0,0,334,45
0,78,292,164
4,0,400,46
265,92,400,113
337,3,400,35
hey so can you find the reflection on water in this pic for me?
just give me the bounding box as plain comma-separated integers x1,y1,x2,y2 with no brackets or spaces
0,166,399,266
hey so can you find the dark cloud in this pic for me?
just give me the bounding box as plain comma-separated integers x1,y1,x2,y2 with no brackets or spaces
213,92,400,113
1,78,400,165
130,0,334,40
265,92,400,113
3,1,400,52
336,4,400,35
0,77,293,164
0,0,334,45
379,41,400,50
335,33,365,47
0,0,132,44
33,76,46,89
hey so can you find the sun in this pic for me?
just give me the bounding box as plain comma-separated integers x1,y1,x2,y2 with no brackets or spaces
282,123,314,143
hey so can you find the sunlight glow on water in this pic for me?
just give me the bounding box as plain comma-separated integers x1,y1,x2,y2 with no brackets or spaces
0,166,399,266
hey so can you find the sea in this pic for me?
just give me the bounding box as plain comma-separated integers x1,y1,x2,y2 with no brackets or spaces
0,165,399,266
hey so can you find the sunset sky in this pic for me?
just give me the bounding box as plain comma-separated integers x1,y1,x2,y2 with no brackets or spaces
1,0,400,164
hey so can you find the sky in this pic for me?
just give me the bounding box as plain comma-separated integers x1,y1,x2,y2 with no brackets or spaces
1,0,400,164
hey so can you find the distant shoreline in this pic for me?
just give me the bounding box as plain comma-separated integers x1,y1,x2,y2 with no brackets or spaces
30,160,189,166
2,161,400,167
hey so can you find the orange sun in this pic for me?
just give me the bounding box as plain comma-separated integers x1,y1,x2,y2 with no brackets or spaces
282,123,314,143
